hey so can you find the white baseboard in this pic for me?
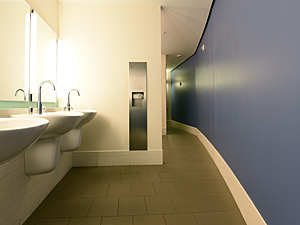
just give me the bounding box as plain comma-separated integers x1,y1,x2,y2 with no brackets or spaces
162,127,167,135
72,149,163,167
171,120,266,225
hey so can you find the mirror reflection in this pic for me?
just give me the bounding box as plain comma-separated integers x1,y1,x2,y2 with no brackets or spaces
31,11,57,103
0,1,29,101
0,2,57,103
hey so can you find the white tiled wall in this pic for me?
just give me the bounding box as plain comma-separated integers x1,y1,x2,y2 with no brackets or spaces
0,108,72,224
0,151,72,225
73,150,163,167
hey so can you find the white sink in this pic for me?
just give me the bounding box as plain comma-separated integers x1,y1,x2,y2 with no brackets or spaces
61,109,97,152
73,109,97,127
10,111,83,175
0,118,49,163
11,111,83,138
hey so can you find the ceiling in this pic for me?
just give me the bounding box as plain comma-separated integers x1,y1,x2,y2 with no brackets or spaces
60,0,213,71
161,0,213,71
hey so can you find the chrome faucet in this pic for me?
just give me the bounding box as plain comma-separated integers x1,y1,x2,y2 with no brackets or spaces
67,89,80,111
38,80,56,114
15,88,26,101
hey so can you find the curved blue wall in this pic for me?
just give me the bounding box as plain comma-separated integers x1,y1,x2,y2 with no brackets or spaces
171,56,196,127
171,0,300,224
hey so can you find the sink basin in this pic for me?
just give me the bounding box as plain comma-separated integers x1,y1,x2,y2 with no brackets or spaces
0,118,48,163
10,111,83,175
73,109,97,127
11,111,84,138
61,109,97,152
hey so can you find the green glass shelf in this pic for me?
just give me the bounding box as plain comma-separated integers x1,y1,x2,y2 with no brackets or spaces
0,100,58,110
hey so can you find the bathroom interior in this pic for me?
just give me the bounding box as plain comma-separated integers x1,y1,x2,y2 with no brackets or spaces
1,0,300,224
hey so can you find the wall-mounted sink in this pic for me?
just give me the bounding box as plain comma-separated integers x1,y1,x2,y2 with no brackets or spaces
10,111,83,175
73,109,97,127
61,109,97,152
11,111,84,138
0,118,48,163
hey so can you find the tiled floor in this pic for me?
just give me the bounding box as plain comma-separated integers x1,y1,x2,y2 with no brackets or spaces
24,125,246,225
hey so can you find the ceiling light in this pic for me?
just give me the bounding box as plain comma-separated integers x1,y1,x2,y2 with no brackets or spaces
176,54,182,58
201,44,205,51
25,11,37,95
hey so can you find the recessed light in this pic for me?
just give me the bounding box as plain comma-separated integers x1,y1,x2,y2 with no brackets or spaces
176,54,182,58
201,44,205,51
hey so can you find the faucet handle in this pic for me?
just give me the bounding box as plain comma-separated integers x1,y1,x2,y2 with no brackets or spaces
42,106,46,113
63,106,73,111
28,107,33,115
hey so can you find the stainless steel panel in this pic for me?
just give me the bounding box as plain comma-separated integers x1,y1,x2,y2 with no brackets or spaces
129,62,147,150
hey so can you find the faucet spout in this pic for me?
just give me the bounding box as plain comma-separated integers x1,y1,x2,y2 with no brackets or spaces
15,89,26,101
67,89,80,111
38,80,56,114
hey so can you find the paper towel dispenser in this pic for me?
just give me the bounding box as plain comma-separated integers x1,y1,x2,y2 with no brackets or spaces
129,62,147,150
132,92,144,100
132,92,144,107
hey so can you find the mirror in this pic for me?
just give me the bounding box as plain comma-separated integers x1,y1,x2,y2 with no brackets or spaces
0,2,57,103
31,11,57,103
0,1,29,101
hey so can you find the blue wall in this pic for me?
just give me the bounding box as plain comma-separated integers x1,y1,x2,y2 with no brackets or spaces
171,0,300,224
171,56,197,127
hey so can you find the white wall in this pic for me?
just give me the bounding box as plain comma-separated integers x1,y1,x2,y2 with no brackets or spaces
26,0,58,34
58,3,162,151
